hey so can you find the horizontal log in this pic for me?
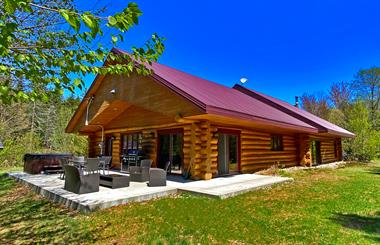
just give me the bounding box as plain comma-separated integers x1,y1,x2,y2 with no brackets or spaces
283,135,295,139
241,131,270,137
241,141,271,145
242,146,272,151
241,136,271,141
283,146,297,150
322,153,335,156
241,155,297,161
241,158,297,164
241,151,296,157
210,139,218,144
322,156,336,159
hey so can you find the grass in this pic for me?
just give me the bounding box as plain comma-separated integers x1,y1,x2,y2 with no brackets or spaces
0,162,379,244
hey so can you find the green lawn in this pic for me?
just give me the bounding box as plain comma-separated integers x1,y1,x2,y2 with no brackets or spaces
0,162,379,244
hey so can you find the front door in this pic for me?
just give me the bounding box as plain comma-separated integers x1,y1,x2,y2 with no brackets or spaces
157,129,183,174
218,130,240,176
311,140,321,165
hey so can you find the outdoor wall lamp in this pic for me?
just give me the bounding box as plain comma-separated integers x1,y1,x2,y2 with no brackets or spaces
85,95,95,126
84,95,104,156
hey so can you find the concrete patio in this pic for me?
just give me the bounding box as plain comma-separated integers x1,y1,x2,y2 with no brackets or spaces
8,171,292,212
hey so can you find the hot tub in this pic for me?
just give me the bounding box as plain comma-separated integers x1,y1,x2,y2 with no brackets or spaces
23,153,73,174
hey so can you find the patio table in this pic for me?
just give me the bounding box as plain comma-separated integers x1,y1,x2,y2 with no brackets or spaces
100,174,130,189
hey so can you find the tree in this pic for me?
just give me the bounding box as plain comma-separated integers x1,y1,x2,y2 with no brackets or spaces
329,81,352,111
300,67,380,162
344,101,380,161
353,67,380,129
0,0,165,103
300,92,330,120
0,94,87,167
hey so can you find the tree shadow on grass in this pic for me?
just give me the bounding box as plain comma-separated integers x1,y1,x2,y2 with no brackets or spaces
367,167,380,175
331,212,380,242
0,173,95,244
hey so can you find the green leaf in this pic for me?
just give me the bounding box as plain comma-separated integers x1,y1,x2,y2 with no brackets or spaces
108,16,117,26
82,14,93,27
73,78,81,86
4,0,17,14
41,94,49,102
59,10,81,32
0,86,9,95
111,35,118,44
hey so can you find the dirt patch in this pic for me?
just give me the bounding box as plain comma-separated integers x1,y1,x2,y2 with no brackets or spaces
0,182,29,202
306,170,349,182
257,165,282,176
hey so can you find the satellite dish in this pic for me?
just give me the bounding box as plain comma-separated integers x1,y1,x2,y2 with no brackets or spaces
240,77,248,84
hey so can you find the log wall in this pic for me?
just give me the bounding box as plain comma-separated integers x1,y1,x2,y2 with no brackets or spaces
142,130,157,167
240,129,298,173
298,134,312,166
183,123,201,179
320,138,340,163
111,133,121,168
86,122,344,179
182,122,218,180
88,133,102,157
335,138,342,161
306,136,342,165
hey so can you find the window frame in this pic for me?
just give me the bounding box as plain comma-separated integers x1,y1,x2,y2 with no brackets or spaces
121,132,143,154
270,134,283,151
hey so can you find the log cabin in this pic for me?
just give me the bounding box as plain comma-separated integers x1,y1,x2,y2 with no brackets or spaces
66,48,355,180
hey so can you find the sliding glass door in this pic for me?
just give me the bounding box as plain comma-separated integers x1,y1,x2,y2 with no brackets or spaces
157,129,183,174
218,130,240,176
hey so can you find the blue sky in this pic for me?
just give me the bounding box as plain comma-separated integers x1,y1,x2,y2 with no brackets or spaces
78,0,380,103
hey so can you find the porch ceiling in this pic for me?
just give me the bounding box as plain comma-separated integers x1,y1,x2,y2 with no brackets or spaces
80,100,130,133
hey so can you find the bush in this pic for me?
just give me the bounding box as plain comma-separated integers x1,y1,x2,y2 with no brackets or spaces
343,101,380,162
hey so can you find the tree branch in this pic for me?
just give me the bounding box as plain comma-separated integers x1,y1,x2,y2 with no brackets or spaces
29,3,109,20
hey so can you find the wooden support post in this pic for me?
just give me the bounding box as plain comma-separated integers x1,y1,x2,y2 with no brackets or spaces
298,134,311,166
111,133,121,168
189,123,196,177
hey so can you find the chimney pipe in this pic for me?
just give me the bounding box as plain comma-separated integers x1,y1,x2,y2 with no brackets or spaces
294,96,299,108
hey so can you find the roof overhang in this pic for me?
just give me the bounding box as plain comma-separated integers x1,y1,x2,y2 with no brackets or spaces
233,84,355,138
205,105,319,133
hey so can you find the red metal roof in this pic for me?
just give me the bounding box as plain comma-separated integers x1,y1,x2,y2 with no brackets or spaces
112,48,353,137
233,84,355,137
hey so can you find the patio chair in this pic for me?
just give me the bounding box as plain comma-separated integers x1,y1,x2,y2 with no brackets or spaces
72,156,85,164
63,165,99,194
99,156,112,175
85,158,100,174
71,156,86,172
59,158,70,180
148,168,167,187
129,159,152,182
164,161,171,173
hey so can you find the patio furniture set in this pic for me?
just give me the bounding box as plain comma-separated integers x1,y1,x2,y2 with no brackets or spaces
60,157,168,195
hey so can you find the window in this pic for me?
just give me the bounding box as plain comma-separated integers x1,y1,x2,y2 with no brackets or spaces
121,133,143,154
271,135,283,151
